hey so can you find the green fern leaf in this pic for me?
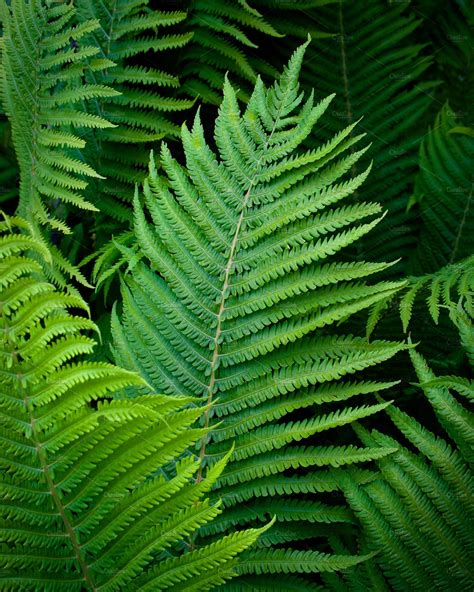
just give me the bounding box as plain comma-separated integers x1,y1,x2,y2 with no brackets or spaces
111,41,406,587
75,0,194,227
0,0,118,287
0,217,266,591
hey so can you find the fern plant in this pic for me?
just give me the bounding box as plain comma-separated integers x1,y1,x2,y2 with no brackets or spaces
0,216,266,591
341,309,474,591
73,0,295,235
110,41,409,587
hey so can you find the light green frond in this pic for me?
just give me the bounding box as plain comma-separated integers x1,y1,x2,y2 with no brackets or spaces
0,216,263,590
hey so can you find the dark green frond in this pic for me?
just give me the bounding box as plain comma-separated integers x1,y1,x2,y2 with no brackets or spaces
263,0,435,272
76,0,194,227
0,119,19,210
415,0,473,124
179,0,282,105
409,104,474,274
342,317,474,591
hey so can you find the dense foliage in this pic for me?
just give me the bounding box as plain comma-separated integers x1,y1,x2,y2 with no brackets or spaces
0,1,472,590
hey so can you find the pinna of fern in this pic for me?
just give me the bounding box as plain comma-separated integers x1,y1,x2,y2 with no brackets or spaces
0,215,268,591
252,0,339,39
110,39,409,588
341,310,474,590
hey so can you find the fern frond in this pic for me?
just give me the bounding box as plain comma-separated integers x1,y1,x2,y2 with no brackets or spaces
0,216,265,591
342,322,474,591
179,0,282,105
262,0,436,272
111,41,406,587
409,103,474,274
416,1,473,123
0,0,119,286
0,1,115,231
74,0,194,228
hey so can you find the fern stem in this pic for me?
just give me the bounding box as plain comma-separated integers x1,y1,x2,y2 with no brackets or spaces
196,76,300,482
21,384,96,590
337,1,353,129
196,186,251,483
450,182,473,264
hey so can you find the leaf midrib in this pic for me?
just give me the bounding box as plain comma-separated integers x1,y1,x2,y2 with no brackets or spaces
15,355,98,589
196,79,298,479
